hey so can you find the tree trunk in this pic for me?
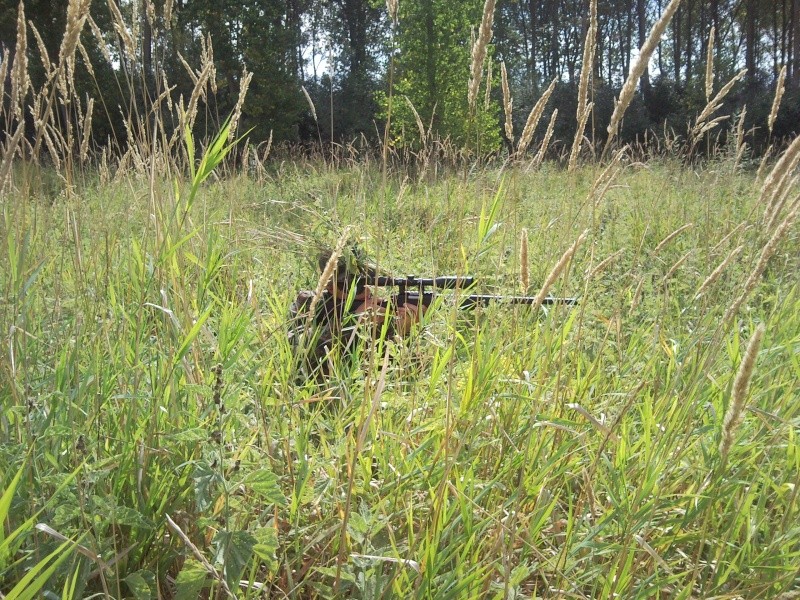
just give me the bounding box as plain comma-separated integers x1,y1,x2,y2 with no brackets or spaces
674,5,682,84
746,0,758,87
638,0,651,100
685,0,693,84
793,0,800,86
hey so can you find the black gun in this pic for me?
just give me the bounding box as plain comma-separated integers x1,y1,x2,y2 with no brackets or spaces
358,274,578,307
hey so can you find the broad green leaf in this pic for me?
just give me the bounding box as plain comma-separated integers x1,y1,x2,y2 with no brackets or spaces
175,559,208,600
245,470,286,506
124,571,153,600
213,530,256,592
252,526,278,568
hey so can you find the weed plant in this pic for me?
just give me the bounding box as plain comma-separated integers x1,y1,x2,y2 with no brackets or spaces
2,155,799,598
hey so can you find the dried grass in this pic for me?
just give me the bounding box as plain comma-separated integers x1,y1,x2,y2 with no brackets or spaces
229,69,253,141
768,65,787,134
501,62,513,145
468,0,496,112
532,229,588,312
719,324,765,464
569,0,597,170
704,27,715,102
11,2,29,120
531,109,558,168
606,0,682,150
517,78,557,158
724,201,800,324
694,245,744,299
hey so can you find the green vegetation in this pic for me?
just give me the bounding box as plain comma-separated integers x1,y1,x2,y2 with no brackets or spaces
2,155,798,597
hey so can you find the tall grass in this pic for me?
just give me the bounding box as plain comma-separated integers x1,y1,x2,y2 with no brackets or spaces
1,0,800,598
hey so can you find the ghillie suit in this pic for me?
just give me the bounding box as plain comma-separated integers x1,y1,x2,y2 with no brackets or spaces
289,247,427,380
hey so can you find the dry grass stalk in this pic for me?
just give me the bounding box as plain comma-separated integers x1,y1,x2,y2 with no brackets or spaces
201,34,217,95
520,228,529,293
569,104,593,171
0,121,26,193
501,62,513,144
164,0,175,28
711,221,747,254
11,2,29,119
756,145,773,181
386,0,398,24
654,223,693,254
302,86,318,122
306,227,356,329
758,133,800,208
585,248,625,281
229,68,253,140
733,106,747,169
719,324,765,463
87,15,113,65
570,0,597,170
165,514,236,599
58,0,92,103
695,245,743,299
532,229,589,312
531,109,558,168
691,69,746,140
724,201,800,324
77,40,95,79
182,61,212,132
517,77,557,157
29,21,52,75
405,96,426,147
468,0,496,112
662,249,693,283
606,0,682,147
768,65,787,134
765,180,798,230
106,0,135,62
630,274,645,310
80,96,94,162
704,27,715,102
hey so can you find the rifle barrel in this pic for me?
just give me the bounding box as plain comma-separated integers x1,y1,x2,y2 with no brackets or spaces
367,275,476,289
405,291,577,307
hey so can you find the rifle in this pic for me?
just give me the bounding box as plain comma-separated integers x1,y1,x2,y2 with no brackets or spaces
355,274,578,308
289,270,578,379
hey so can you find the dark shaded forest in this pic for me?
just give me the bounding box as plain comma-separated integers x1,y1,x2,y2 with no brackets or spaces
2,0,800,155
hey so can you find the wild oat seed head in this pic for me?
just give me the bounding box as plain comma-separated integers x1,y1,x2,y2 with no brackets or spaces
768,65,787,134
719,324,765,462
704,26,715,101
607,0,682,142
517,77,557,157
501,62,513,144
468,0,496,112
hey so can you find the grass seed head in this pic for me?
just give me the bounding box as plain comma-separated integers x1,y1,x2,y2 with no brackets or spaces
607,0,682,144
768,65,787,134
468,0,496,112
719,324,765,463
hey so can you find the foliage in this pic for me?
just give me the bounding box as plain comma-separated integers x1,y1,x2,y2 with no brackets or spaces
1,156,799,597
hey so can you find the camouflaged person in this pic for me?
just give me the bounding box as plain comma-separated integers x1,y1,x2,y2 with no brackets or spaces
289,246,427,379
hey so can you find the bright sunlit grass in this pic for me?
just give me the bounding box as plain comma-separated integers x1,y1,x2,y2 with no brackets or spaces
2,156,798,598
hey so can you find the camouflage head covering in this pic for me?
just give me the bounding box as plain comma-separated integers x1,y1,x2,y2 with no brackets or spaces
317,243,379,283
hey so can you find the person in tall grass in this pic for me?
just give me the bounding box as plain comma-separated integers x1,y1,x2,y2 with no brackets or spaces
289,246,426,379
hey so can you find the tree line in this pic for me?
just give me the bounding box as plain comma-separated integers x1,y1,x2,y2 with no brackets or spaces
2,0,799,156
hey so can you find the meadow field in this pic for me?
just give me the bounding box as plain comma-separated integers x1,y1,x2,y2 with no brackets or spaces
2,149,799,597
2,0,800,597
